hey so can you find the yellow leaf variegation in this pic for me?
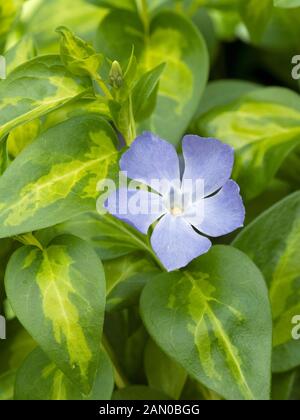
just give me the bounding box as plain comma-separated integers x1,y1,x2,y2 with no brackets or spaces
56,26,103,78
234,192,300,373
0,115,119,238
5,235,106,394
15,347,114,400
4,36,36,75
0,55,91,141
141,246,272,400
96,10,209,145
193,85,300,199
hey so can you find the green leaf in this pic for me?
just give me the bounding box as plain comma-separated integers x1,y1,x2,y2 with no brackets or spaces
42,98,110,131
7,119,41,159
144,339,187,400
88,0,137,11
0,55,91,141
4,36,36,75
49,212,153,261
0,0,24,51
234,192,300,372
132,63,166,122
0,371,15,400
193,86,300,200
105,253,159,312
108,99,135,145
279,148,300,188
0,115,119,238
290,370,300,400
0,137,9,175
113,385,171,400
239,0,273,42
0,320,36,400
0,320,36,376
22,0,106,54
5,235,106,394
56,26,103,78
180,377,222,401
191,79,260,122
140,245,272,401
88,0,171,12
104,309,148,383
244,178,294,225
272,371,297,400
15,347,114,400
258,7,300,50
96,10,208,145
0,239,16,311
274,0,300,8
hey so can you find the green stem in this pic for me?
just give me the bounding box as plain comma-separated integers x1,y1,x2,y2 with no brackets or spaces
127,94,137,145
102,335,128,389
139,0,150,36
94,74,113,100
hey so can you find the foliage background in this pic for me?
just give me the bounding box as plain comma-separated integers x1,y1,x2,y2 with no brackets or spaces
0,0,300,401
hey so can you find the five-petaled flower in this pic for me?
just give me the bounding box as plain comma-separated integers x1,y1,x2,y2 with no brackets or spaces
105,132,245,271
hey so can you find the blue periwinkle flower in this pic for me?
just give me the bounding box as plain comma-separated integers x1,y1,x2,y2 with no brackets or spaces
105,132,245,271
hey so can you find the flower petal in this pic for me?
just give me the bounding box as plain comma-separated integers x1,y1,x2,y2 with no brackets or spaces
151,213,212,271
186,180,245,238
182,135,234,197
120,132,180,194
105,188,166,234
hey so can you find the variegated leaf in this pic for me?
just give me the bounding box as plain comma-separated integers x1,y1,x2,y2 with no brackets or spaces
234,192,300,372
5,235,106,394
44,212,154,261
7,119,41,159
0,320,36,401
57,26,103,78
0,320,36,375
0,55,91,141
104,252,159,312
193,86,300,199
0,115,119,238
15,347,114,400
21,0,106,54
141,245,272,401
4,36,36,75
96,10,208,145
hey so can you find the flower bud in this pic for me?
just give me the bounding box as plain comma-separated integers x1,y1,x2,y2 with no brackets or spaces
109,60,123,89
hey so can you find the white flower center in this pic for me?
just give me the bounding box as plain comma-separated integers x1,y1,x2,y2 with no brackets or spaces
170,206,184,216
165,186,187,217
